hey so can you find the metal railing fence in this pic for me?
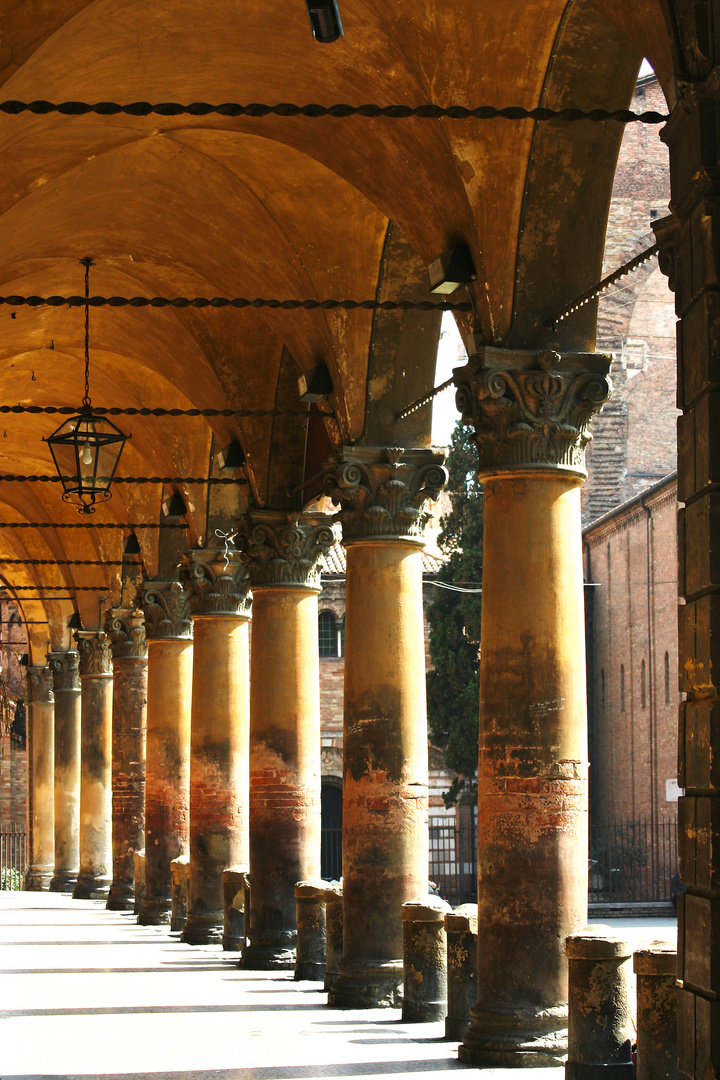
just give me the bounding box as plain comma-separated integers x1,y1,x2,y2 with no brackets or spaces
428,814,477,904
0,822,26,888
589,817,678,904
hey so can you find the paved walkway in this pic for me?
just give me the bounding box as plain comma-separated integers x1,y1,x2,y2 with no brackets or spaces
0,892,676,1080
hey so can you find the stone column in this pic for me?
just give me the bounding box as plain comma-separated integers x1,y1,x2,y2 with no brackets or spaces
180,549,251,945
323,447,447,1008
24,666,54,890
137,581,193,925
453,347,612,1065
105,608,147,912
48,651,81,893
73,632,113,900
237,510,335,969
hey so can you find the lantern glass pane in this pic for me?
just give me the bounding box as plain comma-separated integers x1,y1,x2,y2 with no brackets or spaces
46,413,128,499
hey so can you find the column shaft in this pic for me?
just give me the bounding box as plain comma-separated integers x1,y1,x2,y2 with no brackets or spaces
244,588,321,967
183,615,250,943
24,668,54,890
140,637,192,923
107,654,147,910
48,652,81,892
74,634,113,900
330,541,428,1007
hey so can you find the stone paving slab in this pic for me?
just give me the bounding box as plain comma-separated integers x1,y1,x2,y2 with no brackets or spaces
0,892,675,1080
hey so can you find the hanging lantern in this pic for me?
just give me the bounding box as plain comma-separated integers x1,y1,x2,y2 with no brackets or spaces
44,258,129,514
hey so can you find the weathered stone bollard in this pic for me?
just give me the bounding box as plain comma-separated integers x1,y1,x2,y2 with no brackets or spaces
223,865,249,952
566,929,634,1080
402,894,452,1022
324,884,343,993
133,850,145,916
445,903,478,1041
170,855,189,933
295,879,328,981
634,942,682,1080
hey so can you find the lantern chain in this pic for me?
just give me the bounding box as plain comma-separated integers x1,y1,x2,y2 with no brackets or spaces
81,258,92,407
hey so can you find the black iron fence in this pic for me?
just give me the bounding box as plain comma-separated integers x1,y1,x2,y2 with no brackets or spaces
589,817,678,905
0,822,26,888
429,814,477,904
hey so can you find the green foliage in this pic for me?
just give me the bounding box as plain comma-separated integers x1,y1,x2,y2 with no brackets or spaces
1,866,22,890
426,421,483,805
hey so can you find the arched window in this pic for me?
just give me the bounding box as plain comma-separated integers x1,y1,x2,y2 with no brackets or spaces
641,659,646,708
620,665,625,712
339,617,345,658
318,611,338,657
664,651,670,704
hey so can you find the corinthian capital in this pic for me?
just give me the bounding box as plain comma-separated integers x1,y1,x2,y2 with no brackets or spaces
453,347,612,479
26,666,54,704
323,446,448,544
73,632,113,677
47,651,80,692
138,580,193,641
180,548,252,617
104,607,148,660
236,510,338,590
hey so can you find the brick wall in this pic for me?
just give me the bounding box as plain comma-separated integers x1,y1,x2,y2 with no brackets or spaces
0,731,27,827
584,476,679,828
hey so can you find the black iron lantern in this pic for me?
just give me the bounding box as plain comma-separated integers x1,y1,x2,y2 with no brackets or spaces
45,259,129,514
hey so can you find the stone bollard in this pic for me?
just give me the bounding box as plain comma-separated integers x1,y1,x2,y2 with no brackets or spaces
634,942,682,1080
445,903,478,1041
324,884,343,993
295,879,328,981
133,850,145,916
223,865,248,952
402,894,453,1022
170,855,189,933
566,928,634,1080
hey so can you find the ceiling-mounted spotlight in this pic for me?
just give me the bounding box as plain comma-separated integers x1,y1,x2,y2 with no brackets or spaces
162,492,187,522
298,362,333,403
427,244,477,295
305,0,344,43
217,441,246,473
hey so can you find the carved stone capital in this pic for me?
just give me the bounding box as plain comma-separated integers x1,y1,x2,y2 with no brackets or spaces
138,580,193,641
453,348,612,479
653,213,680,294
236,510,338,590
323,446,448,544
47,651,80,692
26,666,54,704
180,548,252,617
74,631,113,677
105,607,148,660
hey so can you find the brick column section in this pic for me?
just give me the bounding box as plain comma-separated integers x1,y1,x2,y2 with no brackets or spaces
24,666,54,890
453,347,611,1064
105,608,148,912
73,632,113,900
179,548,251,945
237,510,336,969
655,69,720,1078
137,580,193,925
47,651,81,893
323,447,447,1008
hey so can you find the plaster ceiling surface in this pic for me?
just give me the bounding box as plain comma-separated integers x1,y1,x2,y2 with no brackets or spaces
0,0,671,644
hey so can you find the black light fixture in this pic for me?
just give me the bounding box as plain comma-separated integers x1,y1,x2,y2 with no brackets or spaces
162,491,187,522
67,612,83,631
427,243,477,295
298,362,333,403
217,440,246,473
123,532,142,557
305,0,343,42
45,259,129,515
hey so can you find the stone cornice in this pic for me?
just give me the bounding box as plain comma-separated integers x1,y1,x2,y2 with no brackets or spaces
237,510,338,590
105,607,148,660
180,548,252,617
453,348,612,479
26,665,54,704
323,446,448,544
47,651,81,692
138,580,193,641
73,631,113,678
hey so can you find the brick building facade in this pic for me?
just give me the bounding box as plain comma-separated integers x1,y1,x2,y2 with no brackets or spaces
0,589,28,828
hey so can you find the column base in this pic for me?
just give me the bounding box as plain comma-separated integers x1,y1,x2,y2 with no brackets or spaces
295,959,324,981
458,1004,568,1067
222,931,244,952
73,874,111,900
137,896,171,925
243,931,296,970
181,910,223,945
106,882,135,911
49,870,78,893
328,959,403,1009
24,866,53,891
565,1066,634,1080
